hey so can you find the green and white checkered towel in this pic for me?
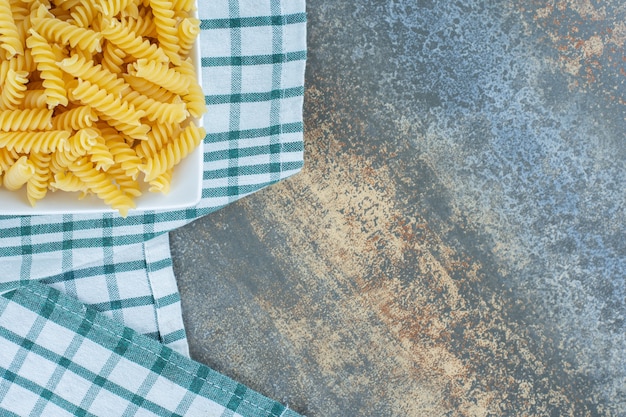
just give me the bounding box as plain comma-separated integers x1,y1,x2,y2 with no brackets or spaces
0,0,306,415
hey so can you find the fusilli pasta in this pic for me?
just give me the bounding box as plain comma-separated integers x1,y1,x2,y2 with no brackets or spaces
140,122,205,181
0,130,70,153
130,58,190,95
3,155,34,190
0,0,24,58
26,151,52,205
0,108,52,131
1,0,206,215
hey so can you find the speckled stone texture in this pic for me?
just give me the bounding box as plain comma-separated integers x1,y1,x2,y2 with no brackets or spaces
170,1,626,416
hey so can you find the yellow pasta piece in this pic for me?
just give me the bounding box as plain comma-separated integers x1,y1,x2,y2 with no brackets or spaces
3,155,35,190
54,0,81,11
148,168,171,194
96,0,136,18
121,11,156,38
122,73,179,102
51,170,87,193
177,17,199,58
49,6,73,21
100,18,168,62
101,41,125,74
139,122,205,181
26,29,68,107
53,128,99,168
0,130,70,153
22,89,47,109
10,0,30,23
170,0,194,12
107,163,141,197
0,108,52,131
97,114,151,140
51,106,98,130
1,68,29,110
89,135,115,171
69,2,99,28
68,156,135,217
100,125,141,178
31,5,102,53
178,58,206,118
0,52,35,81
123,89,188,124
0,0,24,58
129,59,190,95
136,121,176,159
26,151,52,206
68,79,144,126
0,147,19,174
57,54,127,96
149,0,179,64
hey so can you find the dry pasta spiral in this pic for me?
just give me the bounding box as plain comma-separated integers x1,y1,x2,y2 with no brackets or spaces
177,58,206,118
130,59,190,95
51,171,87,193
51,106,98,130
22,90,48,109
0,108,52,131
0,147,19,174
57,54,127,95
107,163,141,197
89,135,115,171
96,0,136,18
3,155,34,190
52,128,98,173
0,51,35,81
26,151,52,205
69,79,144,126
122,74,178,102
68,156,135,217
149,0,179,64
100,18,167,62
69,2,99,28
1,68,29,110
177,17,199,57
0,0,24,58
98,114,150,140
32,5,102,53
136,122,176,159
123,90,188,124
121,12,156,38
101,41,125,74
101,126,141,178
26,29,68,107
148,169,171,193
0,130,70,153
55,0,81,12
140,122,204,181
170,0,194,12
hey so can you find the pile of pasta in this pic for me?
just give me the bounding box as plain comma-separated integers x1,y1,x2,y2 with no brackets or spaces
0,0,206,217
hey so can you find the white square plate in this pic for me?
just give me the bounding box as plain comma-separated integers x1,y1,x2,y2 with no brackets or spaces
0,16,204,216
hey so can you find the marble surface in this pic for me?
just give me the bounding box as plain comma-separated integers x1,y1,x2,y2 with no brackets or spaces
170,1,626,415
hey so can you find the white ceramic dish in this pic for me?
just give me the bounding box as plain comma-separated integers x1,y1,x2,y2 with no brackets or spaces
0,24,204,216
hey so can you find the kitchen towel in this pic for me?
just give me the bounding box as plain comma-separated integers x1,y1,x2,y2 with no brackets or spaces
0,0,306,415
0,282,302,417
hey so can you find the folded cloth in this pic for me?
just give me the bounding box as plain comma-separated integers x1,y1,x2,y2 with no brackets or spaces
0,282,302,417
0,0,306,414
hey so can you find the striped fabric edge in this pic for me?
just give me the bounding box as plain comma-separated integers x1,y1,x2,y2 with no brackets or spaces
0,281,303,417
143,234,190,356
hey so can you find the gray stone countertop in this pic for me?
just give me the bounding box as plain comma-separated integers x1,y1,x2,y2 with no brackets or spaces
171,1,626,415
